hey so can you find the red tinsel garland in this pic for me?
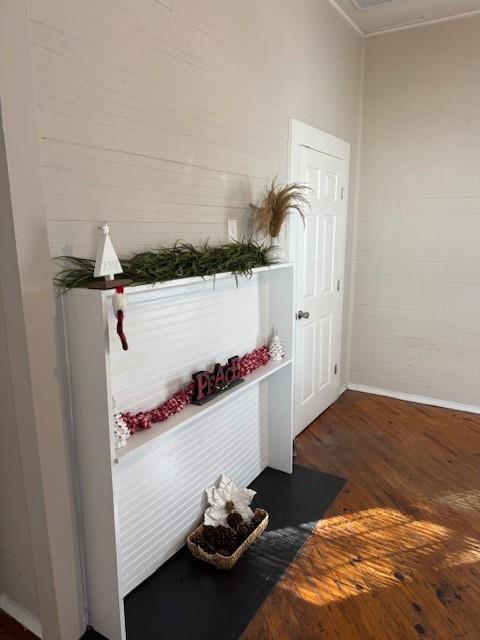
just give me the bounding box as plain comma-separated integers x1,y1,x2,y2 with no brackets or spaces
122,345,270,434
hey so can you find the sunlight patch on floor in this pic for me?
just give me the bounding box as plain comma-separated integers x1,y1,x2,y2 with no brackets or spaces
277,507,453,606
435,488,480,513
443,536,480,568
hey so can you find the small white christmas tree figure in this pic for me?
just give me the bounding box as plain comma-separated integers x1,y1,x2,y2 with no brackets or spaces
94,223,122,281
268,329,285,361
113,404,130,449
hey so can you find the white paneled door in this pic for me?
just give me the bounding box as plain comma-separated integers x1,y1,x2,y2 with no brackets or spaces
293,143,348,436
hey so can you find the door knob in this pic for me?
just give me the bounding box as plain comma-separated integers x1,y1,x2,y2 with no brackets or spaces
297,310,310,320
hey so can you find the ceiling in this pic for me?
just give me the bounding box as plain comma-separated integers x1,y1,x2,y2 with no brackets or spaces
333,0,480,35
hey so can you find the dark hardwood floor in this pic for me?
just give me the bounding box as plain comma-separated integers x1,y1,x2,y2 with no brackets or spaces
2,390,479,639
243,390,480,639
0,611,37,640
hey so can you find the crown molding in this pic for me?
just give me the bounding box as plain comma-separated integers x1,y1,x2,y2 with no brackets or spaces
327,0,364,36
329,1,480,39
365,8,480,37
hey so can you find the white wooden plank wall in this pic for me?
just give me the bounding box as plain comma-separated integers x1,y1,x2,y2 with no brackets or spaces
25,0,363,257
115,384,267,595
108,274,269,413
351,17,480,406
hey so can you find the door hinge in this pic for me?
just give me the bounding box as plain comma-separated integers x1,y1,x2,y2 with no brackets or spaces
341,187,345,200
337,279,341,292
334,363,338,375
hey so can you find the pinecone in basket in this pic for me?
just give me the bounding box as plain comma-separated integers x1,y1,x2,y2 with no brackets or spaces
236,523,253,545
202,525,217,546
227,511,243,529
213,525,237,553
251,511,265,529
199,542,216,555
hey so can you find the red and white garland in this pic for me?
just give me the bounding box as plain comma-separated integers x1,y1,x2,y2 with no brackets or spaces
122,345,270,434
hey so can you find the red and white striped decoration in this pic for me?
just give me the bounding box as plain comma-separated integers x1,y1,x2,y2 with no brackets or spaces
113,286,128,351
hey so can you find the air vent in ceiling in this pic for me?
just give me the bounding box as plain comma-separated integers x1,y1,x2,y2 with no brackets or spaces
349,0,396,9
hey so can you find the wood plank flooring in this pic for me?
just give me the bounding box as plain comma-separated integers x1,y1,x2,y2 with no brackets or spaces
243,390,480,639
2,390,479,639
0,611,37,640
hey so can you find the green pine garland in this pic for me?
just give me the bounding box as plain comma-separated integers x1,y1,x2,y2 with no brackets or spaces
54,239,275,292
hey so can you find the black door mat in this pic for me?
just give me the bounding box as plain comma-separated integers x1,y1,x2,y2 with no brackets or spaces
124,465,345,640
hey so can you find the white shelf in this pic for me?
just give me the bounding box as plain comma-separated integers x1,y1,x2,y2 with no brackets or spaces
63,257,294,640
114,358,292,466
100,262,294,298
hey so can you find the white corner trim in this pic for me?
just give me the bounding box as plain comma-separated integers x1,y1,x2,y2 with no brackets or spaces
327,0,364,36
365,9,480,37
345,43,365,386
0,594,43,638
347,383,480,415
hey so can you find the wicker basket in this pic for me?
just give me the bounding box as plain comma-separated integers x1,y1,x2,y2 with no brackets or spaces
187,508,269,570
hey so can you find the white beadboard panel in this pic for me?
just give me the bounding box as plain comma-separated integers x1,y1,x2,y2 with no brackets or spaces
115,384,268,596
25,0,363,257
63,265,293,639
351,17,480,406
108,273,269,413
115,359,292,466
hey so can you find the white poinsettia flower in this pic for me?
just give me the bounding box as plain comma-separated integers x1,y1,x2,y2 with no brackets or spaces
204,475,256,526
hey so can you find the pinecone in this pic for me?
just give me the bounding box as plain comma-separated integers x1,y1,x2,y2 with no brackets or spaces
227,511,243,529
202,525,217,545
236,523,252,544
213,525,237,553
199,542,216,555
251,511,265,529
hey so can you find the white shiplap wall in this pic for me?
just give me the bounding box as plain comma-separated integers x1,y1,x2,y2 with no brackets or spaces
351,17,480,406
26,0,363,305
26,0,363,385
108,273,274,594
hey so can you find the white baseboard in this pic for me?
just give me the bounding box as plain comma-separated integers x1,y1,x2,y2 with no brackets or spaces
346,383,480,415
0,594,43,638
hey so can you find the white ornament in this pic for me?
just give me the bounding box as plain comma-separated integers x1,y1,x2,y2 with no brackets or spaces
268,329,285,361
94,223,123,281
204,475,256,526
113,404,130,449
